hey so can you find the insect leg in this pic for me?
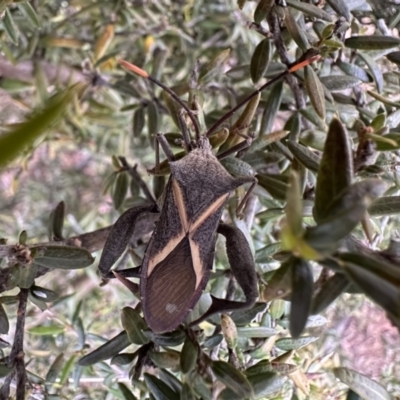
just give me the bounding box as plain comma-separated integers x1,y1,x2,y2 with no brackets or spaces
118,156,156,204
177,109,192,153
216,138,252,160
98,204,159,278
156,133,175,162
190,222,258,327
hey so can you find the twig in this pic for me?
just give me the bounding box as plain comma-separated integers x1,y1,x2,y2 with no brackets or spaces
0,289,29,400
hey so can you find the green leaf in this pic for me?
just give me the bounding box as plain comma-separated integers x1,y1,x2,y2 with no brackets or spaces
290,258,313,338
59,355,76,385
46,353,64,387
336,60,371,83
311,273,349,314
255,242,281,263
18,2,41,29
262,258,293,301
254,0,275,23
78,331,131,366
220,157,254,177
256,174,288,201
304,66,326,120
287,141,320,172
49,201,65,240
30,285,59,302
121,307,149,345
334,367,391,400
0,363,13,378
275,336,318,350
260,81,283,135
180,336,198,375
286,0,333,21
0,303,9,334
32,245,95,269
113,171,129,210
144,373,180,400
250,38,272,84
29,324,65,336
326,0,351,20
211,361,253,399
345,35,400,50
369,195,400,215
4,8,19,45
236,327,279,338
0,86,81,168
147,101,160,136
306,179,386,253
284,7,309,52
132,107,145,137
319,75,361,91
149,350,180,370
343,261,399,320
118,382,138,400
339,253,400,286
198,49,231,83
181,382,196,400
314,118,353,223
358,53,384,93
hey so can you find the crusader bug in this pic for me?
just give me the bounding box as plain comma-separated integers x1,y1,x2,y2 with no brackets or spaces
98,51,319,334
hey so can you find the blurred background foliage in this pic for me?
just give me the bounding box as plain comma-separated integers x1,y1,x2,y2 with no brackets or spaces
2,0,400,399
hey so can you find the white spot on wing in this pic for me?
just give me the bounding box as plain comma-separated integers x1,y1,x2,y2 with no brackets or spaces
165,303,178,313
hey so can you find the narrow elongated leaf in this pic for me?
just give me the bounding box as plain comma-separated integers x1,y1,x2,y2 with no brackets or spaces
286,0,332,21
345,36,400,50
149,350,180,369
4,8,19,44
358,53,383,93
250,38,272,83
334,367,391,400
121,307,149,345
29,324,65,336
304,66,326,120
211,361,253,399
290,259,313,338
18,2,41,29
369,195,400,215
112,171,129,210
311,273,349,314
337,60,371,83
339,253,400,286
180,336,198,374
132,107,145,137
326,0,351,20
288,141,320,172
260,81,283,136
32,245,94,269
320,75,361,91
199,49,231,83
314,118,353,223
46,353,64,388
78,331,131,366
284,8,309,52
256,174,288,200
307,179,386,253
262,258,294,301
118,382,138,400
343,262,399,319
0,86,80,167
275,336,318,350
254,0,274,23
144,373,180,400
0,303,9,334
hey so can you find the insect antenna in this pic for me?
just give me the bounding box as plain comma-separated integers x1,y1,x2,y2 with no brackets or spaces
119,48,320,142
119,60,201,141
205,48,321,137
